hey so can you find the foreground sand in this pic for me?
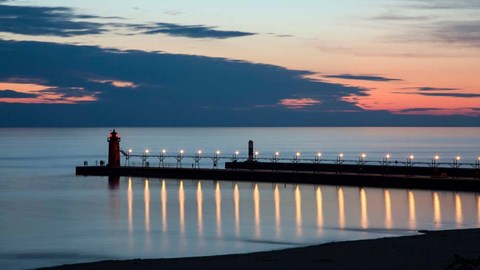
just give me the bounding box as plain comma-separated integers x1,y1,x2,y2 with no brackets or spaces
44,229,480,270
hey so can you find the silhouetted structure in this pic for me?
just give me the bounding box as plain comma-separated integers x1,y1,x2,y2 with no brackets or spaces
248,140,254,162
107,129,121,167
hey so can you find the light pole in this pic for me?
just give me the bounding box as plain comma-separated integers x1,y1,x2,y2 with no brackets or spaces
294,152,301,163
433,154,440,168
125,148,132,166
383,154,391,166
176,150,184,168
359,153,367,165
407,155,415,167
254,151,259,161
142,149,150,167
273,151,280,162
194,150,202,169
315,152,322,164
337,153,344,164
453,155,461,168
158,149,166,167
213,150,220,169
232,151,239,162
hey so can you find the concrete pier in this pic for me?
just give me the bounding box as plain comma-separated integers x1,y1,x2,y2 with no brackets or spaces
76,164,480,192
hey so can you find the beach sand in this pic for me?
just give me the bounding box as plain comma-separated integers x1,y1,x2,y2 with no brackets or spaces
44,229,480,270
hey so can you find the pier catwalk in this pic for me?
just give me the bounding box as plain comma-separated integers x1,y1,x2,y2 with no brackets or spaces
76,130,480,192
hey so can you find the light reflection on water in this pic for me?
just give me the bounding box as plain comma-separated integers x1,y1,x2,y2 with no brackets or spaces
116,178,480,252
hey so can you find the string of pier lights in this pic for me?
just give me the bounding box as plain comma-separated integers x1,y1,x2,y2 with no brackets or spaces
123,148,480,169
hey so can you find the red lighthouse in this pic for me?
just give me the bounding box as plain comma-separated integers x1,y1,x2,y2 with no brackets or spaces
107,129,121,167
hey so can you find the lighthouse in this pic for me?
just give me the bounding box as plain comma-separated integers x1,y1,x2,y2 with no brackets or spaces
107,129,121,167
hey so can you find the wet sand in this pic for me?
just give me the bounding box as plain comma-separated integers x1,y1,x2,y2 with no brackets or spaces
44,229,480,270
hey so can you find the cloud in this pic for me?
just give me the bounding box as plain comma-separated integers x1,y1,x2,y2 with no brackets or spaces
406,0,480,10
136,22,255,39
417,92,480,98
0,4,107,37
431,20,480,47
324,74,402,82
0,89,37,98
400,87,460,91
278,98,321,109
372,14,432,21
417,87,460,91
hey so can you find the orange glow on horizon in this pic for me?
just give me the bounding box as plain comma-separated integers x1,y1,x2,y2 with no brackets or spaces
0,82,97,104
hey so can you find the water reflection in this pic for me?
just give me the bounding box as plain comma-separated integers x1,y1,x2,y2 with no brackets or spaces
316,187,323,230
215,182,222,237
161,180,167,232
338,187,345,229
128,178,133,233
144,179,150,233
477,194,480,225
295,185,302,236
360,188,368,229
234,184,240,237
179,180,185,234
118,179,479,259
274,184,281,237
384,189,392,229
433,192,441,228
408,190,416,229
253,184,261,237
197,181,203,236
455,193,463,227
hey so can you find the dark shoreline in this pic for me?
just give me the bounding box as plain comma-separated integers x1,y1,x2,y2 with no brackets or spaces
43,228,480,270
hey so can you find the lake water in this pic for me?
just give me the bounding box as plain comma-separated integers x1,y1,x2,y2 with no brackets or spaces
1,127,479,269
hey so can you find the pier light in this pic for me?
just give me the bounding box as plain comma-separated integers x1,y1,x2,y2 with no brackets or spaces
128,149,132,153
145,149,150,154
456,155,461,161
216,150,221,155
275,151,280,156
317,152,322,157
339,153,344,158
180,149,184,155
361,153,366,158
296,152,301,157
386,154,391,159
409,155,415,160
235,151,240,155
162,149,166,154
198,150,202,155
255,151,259,156
434,155,440,160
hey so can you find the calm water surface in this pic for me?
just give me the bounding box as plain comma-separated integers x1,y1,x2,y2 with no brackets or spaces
0,127,479,269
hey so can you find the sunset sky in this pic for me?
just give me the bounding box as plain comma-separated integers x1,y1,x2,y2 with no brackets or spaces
0,0,479,126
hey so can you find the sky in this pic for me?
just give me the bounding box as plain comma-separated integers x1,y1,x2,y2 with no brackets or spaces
0,0,479,126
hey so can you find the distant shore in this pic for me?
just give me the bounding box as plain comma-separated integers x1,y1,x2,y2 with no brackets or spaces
44,228,480,270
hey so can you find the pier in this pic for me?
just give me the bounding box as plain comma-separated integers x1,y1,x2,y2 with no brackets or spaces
76,130,480,192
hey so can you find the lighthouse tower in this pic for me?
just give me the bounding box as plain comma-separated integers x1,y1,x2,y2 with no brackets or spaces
107,129,121,167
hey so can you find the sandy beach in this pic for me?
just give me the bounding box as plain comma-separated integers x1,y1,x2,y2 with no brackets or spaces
43,228,480,270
